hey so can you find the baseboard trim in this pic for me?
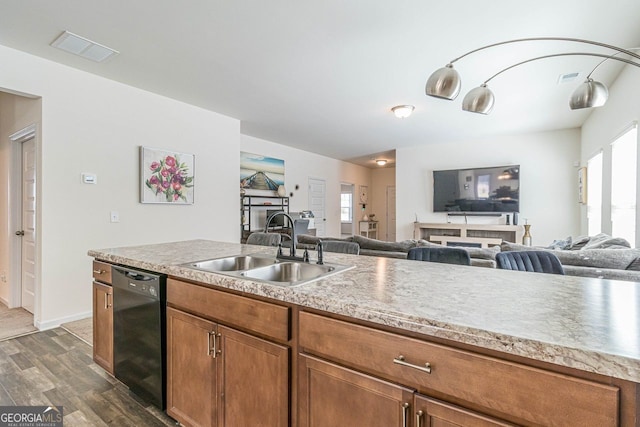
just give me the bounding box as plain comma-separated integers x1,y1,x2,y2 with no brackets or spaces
36,311,92,331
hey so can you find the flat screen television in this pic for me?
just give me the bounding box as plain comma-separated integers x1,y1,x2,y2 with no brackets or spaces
433,165,520,213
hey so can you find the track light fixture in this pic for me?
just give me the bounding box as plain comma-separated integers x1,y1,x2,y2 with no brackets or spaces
425,37,640,114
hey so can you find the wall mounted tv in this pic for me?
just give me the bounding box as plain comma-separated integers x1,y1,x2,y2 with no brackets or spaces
433,165,520,213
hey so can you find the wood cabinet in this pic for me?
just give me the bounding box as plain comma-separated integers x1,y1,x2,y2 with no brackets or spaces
92,261,113,374
167,279,290,427
299,354,414,427
414,395,516,427
298,311,620,427
166,307,217,427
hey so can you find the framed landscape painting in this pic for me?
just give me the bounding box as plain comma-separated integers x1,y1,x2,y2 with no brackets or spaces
140,146,195,204
240,151,285,195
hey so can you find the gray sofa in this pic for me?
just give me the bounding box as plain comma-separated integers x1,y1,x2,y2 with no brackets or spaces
297,234,499,268
297,233,640,282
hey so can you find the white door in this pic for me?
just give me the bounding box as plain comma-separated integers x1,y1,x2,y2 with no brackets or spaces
386,186,396,242
21,138,36,313
308,178,326,237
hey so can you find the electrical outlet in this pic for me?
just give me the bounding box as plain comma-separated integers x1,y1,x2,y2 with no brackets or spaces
110,211,120,223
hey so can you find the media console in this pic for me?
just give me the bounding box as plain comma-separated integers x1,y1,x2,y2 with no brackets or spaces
414,222,524,248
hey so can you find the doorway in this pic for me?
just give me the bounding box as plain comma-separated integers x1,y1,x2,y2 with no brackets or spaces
10,124,38,316
340,183,355,238
308,178,326,237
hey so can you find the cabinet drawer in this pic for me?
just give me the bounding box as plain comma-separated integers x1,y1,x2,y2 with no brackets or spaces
167,278,290,342
299,312,619,427
92,261,112,284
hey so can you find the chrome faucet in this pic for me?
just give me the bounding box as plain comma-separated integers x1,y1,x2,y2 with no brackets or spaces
265,212,297,258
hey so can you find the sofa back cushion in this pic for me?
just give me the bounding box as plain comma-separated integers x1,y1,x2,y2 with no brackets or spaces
351,235,417,252
501,241,640,270
418,240,500,260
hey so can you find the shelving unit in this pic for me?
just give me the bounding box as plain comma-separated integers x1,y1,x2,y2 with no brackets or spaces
359,221,378,239
241,195,289,243
414,222,524,248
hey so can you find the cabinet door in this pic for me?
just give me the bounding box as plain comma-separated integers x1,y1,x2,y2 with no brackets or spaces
414,395,516,427
92,281,113,374
218,325,289,427
167,307,217,427
298,354,414,427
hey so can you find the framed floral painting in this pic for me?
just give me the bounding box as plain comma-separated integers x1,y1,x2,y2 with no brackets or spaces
140,146,195,204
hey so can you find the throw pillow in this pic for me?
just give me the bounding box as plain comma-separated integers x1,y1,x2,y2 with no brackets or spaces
568,235,591,250
581,233,631,250
546,236,572,250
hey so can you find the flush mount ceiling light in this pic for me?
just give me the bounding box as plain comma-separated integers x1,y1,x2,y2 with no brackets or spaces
51,30,119,62
425,37,640,114
375,159,388,166
391,105,414,118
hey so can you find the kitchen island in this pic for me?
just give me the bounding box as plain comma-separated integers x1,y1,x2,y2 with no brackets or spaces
89,239,640,426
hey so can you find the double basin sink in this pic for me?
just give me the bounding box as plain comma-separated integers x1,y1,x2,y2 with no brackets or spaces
182,254,353,287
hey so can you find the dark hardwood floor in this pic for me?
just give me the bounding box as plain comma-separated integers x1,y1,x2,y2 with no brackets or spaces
0,328,175,426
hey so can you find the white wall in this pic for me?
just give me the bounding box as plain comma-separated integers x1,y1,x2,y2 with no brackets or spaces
0,45,240,328
370,167,396,241
241,135,371,237
396,129,581,245
581,64,640,246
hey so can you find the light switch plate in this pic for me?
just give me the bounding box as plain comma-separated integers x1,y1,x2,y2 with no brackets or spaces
110,211,120,223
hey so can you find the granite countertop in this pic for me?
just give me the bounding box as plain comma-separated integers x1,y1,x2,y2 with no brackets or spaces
88,239,640,383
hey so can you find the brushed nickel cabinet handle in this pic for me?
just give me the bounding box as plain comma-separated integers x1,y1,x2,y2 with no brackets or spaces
416,410,424,427
208,331,215,356
107,293,112,308
401,402,410,427
93,269,105,274
393,355,432,374
104,293,108,310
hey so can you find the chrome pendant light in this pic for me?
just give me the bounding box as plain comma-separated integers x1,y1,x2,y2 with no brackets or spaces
569,78,609,110
462,84,495,114
425,38,640,114
425,64,461,100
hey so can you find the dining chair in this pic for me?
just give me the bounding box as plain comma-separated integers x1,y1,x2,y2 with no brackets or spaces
406,247,471,265
246,232,282,247
495,250,565,274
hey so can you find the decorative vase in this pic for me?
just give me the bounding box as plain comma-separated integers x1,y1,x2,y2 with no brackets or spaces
362,214,369,221
277,185,286,197
523,224,532,246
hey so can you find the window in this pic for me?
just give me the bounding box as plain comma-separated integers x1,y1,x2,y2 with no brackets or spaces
340,192,352,222
476,174,490,198
587,151,603,236
611,125,638,247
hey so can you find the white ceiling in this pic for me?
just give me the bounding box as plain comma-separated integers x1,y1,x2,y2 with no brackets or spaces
2,1,640,167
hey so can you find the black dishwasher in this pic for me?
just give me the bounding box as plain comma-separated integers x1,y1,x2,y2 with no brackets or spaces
112,265,167,409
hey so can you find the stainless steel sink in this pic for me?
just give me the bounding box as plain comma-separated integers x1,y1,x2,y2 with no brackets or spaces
184,255,278,272
240,262,336,284
181,254,353,286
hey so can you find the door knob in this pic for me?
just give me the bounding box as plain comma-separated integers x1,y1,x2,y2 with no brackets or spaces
15,230,24,236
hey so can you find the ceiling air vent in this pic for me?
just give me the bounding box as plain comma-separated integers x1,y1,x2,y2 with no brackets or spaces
557,72,581,84
50,31,119,62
